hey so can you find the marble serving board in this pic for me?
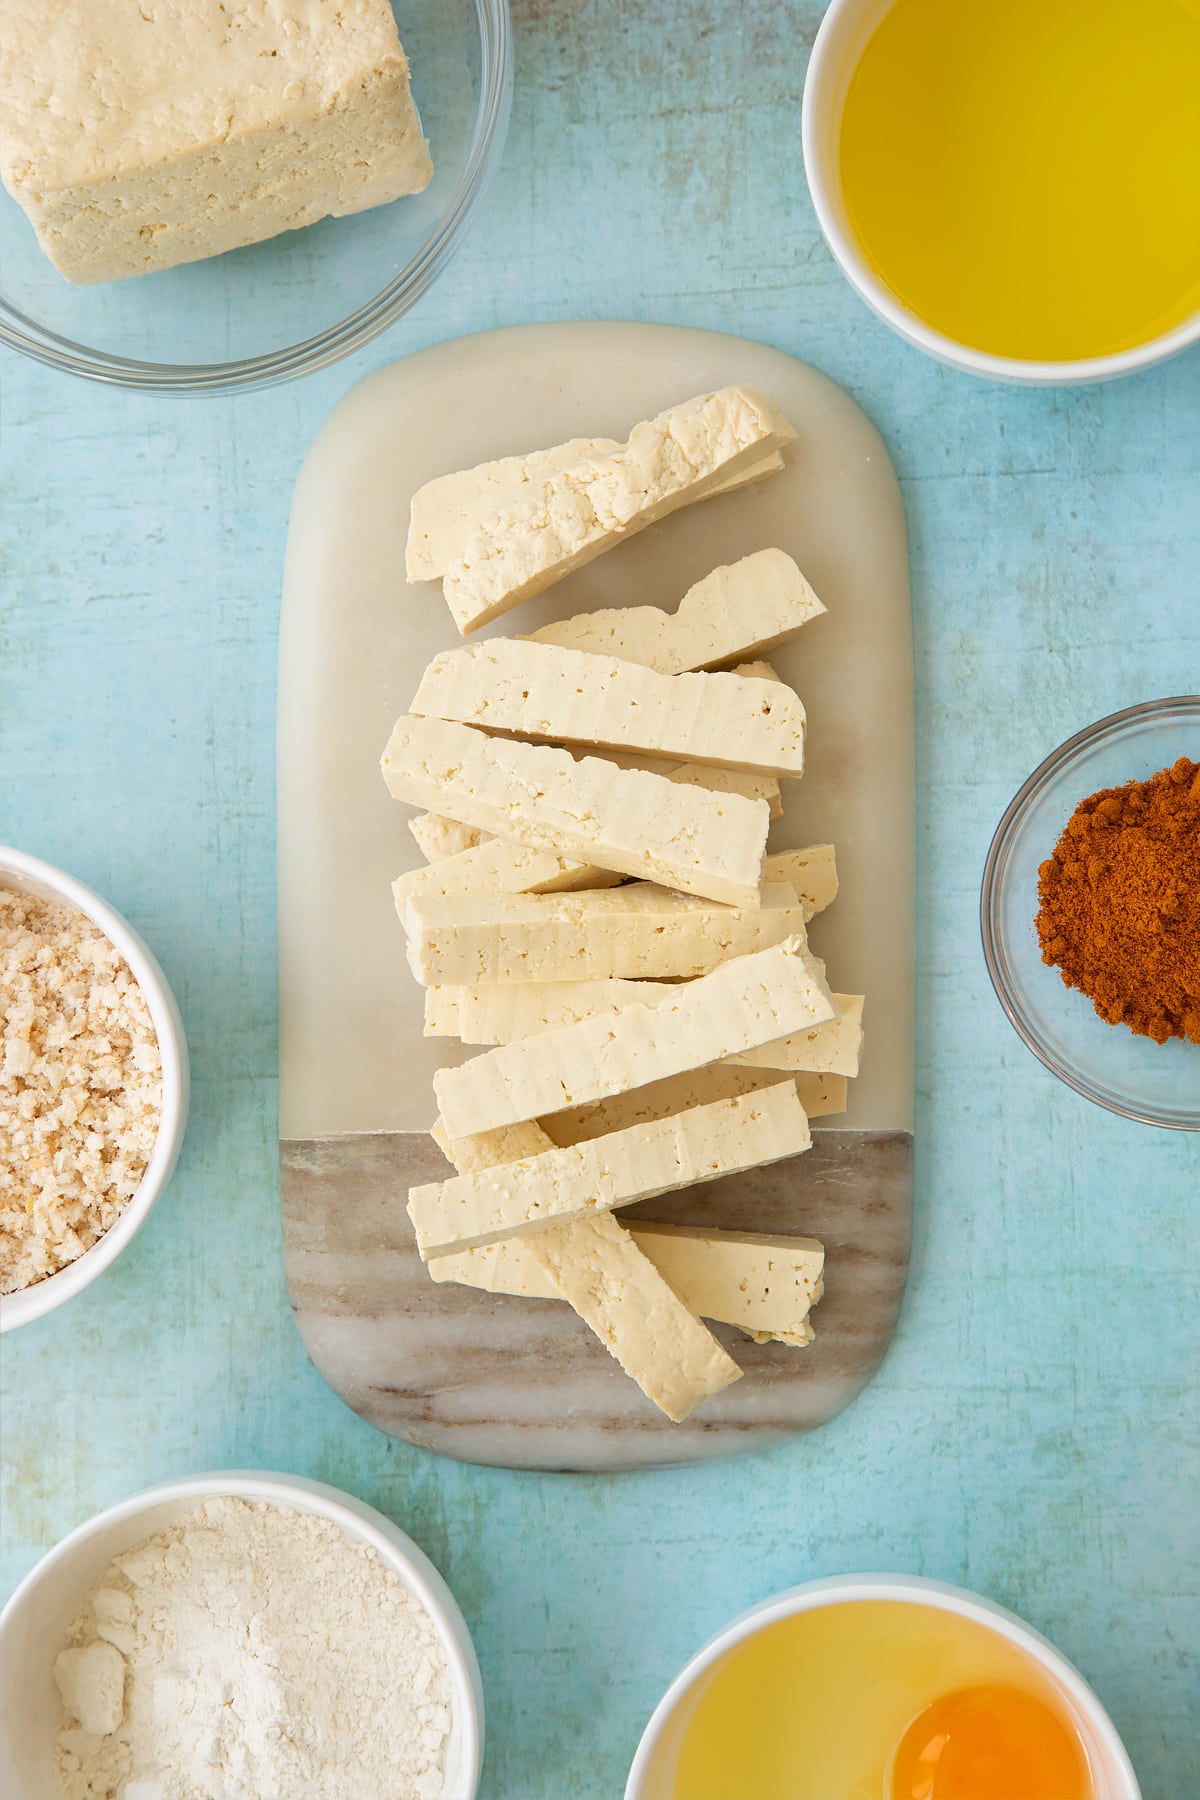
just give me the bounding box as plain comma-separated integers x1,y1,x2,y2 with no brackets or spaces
278,322,914,1471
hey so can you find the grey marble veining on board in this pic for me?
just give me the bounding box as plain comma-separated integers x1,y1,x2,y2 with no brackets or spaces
282,1128,911,1472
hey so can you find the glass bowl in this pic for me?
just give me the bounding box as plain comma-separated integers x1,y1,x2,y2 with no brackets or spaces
0,0,511,393
981,697,1200,1130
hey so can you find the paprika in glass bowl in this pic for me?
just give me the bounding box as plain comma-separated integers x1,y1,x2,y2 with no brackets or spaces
981,696,1200,1131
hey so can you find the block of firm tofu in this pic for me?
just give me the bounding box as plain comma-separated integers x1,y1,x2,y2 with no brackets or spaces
427,1116,740,1421
407,881,807,988
433,934,834,1139
528,548,826,675
432,1223,825,1350
410,640,807,777
381,716,770,906
0,1,432,286
439,386,797,632
408,1082,812,1258
406,440,785,582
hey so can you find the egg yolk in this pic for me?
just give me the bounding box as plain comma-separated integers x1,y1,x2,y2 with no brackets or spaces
889,1684,1090,1800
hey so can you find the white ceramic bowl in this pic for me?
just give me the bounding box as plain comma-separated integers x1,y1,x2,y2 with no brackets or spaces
0,1472,485,1800
0,847,189,1332
626,1573,1140,1799
801,0,1200,385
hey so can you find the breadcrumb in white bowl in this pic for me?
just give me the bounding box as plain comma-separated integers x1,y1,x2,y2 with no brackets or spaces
0,848,188,1332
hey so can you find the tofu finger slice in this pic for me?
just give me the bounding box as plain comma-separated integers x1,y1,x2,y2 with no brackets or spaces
408,1080,810,1257
527,1216,743,1420
405,881,805,988
541,1064,845,1146
428,1117,741,1421
406,440,783,582
431,1221,825,1350
526,548,826,674
381,715,769,906
765,845,838,916
433,934,833,1139
409,815,487,862
729,994,864,1076
393,842,625,915
410,641,806,777
441,386,797,632
402,752,780,878
431,977,862,1076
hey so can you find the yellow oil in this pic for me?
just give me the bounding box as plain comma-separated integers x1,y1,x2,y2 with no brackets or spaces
666,1600,1092,1800
837,0,1200,360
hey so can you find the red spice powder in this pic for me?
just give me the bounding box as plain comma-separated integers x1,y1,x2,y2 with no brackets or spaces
1035,756,1200,1045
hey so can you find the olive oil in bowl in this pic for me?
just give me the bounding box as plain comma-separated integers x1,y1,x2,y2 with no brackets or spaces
837,0,1200,363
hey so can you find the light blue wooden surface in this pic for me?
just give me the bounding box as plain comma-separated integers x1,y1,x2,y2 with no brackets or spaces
2,5,1198,1795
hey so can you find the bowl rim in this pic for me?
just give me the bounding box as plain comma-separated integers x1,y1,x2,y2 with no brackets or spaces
0,1471,484,1800
624,1572,1141,1799
0,845,190,1331
979,696,1200,1132
0,0,513,394
800,0,1200,387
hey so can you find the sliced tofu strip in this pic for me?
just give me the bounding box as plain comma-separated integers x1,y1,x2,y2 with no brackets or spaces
433,934,834,1138
424,976,652,1040
765,845,838,916
521,1216,743,1419
408,438,615,582
527,548,825,674
593,749,783,814
404,880,805,988
629,1224,824,1348
425,972,862,1077
431,1101,824,1344
429,1223,824,1350
792,1072,848,1118
420,851,835,1034
408,1081,811,1257
406,439,783,582
542,1063,833,1148
429,1113,742,1419
441,386,797,632
406,755,780,888
431,1069,844,1155
430,1114,555,1172
410,641,806,777
409,814,487,863
381,715,769,907
729,994,864,1076
394,843,625,916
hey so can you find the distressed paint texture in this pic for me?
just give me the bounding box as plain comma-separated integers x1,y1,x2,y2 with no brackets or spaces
1,3,1199,1797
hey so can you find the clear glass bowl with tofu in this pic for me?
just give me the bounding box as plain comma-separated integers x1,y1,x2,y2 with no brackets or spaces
981,695,1200,1130
0,0,511,392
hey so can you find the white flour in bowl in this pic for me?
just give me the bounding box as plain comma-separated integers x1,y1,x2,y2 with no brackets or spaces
53,1497,453,1800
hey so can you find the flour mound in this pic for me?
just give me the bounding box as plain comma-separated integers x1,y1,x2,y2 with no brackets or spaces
54,1497,452,1800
